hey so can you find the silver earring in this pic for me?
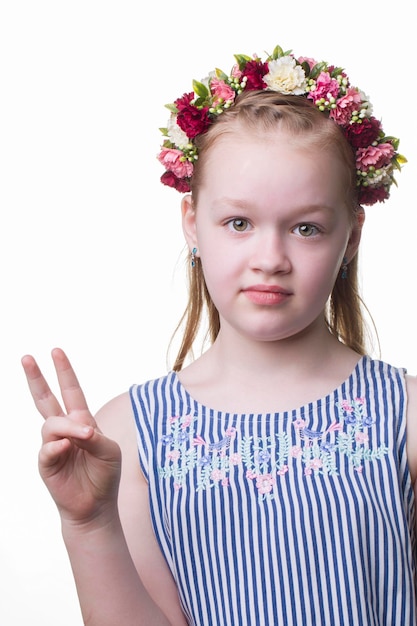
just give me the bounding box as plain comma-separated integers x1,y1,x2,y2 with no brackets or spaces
191,247,197,267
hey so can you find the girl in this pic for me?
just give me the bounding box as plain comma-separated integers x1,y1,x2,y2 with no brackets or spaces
22,44,416,625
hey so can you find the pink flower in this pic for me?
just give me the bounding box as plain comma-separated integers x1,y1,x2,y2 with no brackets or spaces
277,465,289,476
211,469,225,481
231,64,242,79
307,71,339,103
246,469,257,480
230,453,242,465
297,56,318,70
210,78,235,104
256,473,275,494
221,478,229,487
355,432,369,444
291,446,302,457
330,87,363,125
158,148,194,179
310,458,323,470
341,399,353,412
356,143,395,170
168,450,181,461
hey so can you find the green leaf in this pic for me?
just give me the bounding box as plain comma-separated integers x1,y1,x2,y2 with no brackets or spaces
393,154,407,170
192,79,209,99
214,68,228,81
234,53,252,69
300,60,311,78
271,45,285,60
383,135,400,150
309,61,328,79
269,46,293,60
165,102,178,113
192,96,206,108
330,66,344,77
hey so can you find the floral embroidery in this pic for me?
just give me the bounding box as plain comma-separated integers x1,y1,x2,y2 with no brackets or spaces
158,397,389,502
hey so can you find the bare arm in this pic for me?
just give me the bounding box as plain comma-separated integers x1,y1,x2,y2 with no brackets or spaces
22,349,187,626
95,393,188,624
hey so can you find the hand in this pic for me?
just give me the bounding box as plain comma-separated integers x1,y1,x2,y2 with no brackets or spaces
22,348,122,527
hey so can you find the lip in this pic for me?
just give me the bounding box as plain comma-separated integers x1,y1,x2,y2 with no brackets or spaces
242,284,292,306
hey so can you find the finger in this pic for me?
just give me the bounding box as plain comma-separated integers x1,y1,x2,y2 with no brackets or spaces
41,417,120,464
41,415,94,444
51,348,90,415
38,420,94,473
21,354,65,419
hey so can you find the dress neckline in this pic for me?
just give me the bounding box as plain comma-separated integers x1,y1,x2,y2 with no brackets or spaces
170,355,367,417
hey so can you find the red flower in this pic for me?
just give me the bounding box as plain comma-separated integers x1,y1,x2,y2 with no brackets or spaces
241,60,269,90
174,92,211,139
343,116,381,148
358,184,389,206
160,171,191,193
175,92,194,111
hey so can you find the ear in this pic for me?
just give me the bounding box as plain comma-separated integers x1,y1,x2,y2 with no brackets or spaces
181,194,198,252
345,206,365,263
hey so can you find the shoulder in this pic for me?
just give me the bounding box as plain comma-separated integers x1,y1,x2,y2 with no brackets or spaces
96,373,175,431
95,391,135,443
406,374,417,484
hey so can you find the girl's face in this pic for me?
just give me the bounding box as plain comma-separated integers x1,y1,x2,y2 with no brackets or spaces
182,130,361,344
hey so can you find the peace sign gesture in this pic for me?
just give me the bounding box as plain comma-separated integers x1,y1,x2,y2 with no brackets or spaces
22,348,122,527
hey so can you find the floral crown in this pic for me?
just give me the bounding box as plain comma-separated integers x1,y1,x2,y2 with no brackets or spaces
158,45,406,206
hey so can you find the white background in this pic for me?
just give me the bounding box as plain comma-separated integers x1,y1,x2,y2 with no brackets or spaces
1,2,415,624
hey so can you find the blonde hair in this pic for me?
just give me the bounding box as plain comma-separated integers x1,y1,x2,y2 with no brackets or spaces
171,91,371,371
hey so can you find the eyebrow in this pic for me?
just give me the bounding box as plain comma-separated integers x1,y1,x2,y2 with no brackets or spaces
210,197,338,216
210,197,252,211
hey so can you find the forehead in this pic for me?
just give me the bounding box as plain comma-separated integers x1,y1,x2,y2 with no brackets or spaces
198,130,350,210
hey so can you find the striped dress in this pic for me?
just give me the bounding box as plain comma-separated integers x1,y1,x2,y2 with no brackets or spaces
130,356,416,625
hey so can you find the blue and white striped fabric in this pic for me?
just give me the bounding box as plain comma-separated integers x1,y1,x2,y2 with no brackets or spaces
130,357,416,625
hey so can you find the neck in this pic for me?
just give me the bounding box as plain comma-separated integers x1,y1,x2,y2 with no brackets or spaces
178,317,362,414
209,317,343,376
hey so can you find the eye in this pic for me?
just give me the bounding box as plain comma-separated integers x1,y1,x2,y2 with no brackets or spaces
226,218,251,232
294,223,320,237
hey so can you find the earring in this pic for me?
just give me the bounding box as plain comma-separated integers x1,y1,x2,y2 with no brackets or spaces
191,247,197,267
341,256,348,279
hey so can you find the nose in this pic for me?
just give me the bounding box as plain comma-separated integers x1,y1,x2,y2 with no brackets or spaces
249,228,291,275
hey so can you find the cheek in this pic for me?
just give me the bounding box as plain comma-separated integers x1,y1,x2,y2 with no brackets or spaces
302,249,344,289
199,246,239,304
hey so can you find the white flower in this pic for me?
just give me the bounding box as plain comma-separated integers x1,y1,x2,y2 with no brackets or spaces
358,91,373,118
167,114,189,148
263,56,307,95
365,165,393,186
